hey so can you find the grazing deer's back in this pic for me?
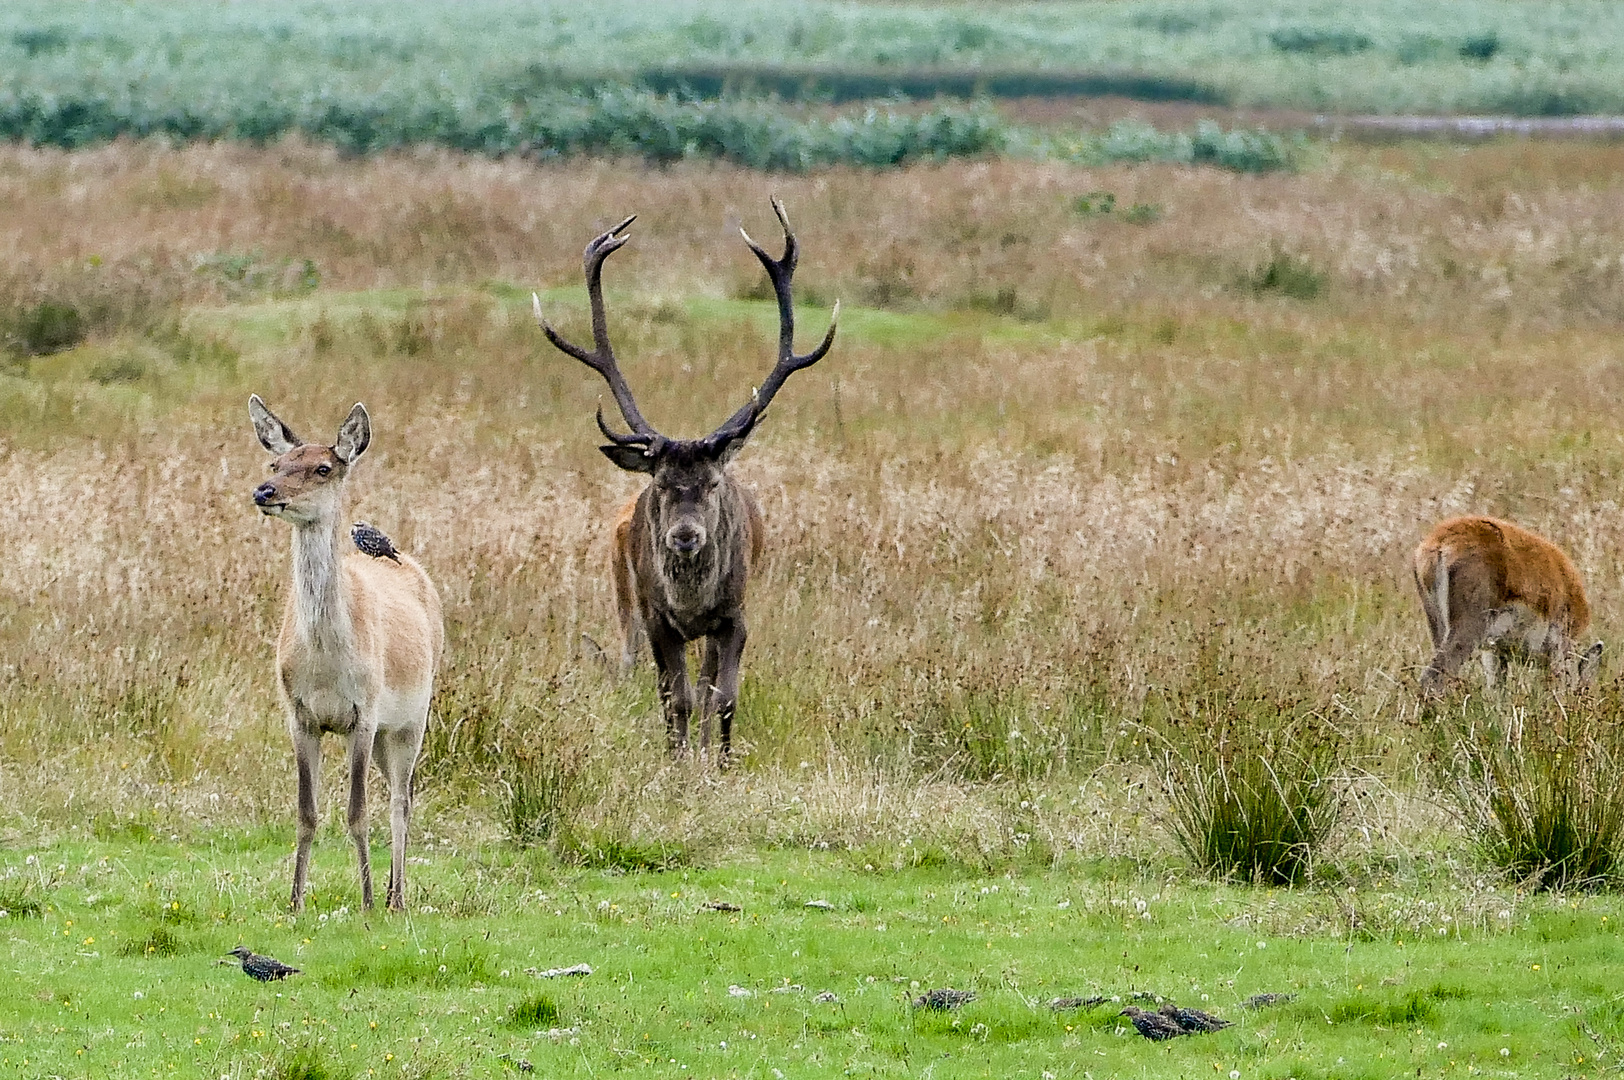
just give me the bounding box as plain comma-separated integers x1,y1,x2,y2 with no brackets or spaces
1415,515,1590,635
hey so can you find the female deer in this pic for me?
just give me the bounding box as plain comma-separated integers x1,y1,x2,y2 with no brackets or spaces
1413,515,1601,695
249,396,444,911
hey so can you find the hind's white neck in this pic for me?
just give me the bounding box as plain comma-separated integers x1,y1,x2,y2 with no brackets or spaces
290,512,352,652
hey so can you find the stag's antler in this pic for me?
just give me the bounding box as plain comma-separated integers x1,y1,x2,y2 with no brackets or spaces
703,198,839,450
533,215,663,450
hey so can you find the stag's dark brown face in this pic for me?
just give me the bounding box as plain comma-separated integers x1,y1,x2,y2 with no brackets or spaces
602,437,744,557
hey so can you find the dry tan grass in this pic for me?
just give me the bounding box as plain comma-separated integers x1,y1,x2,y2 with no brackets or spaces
3,139,1623,873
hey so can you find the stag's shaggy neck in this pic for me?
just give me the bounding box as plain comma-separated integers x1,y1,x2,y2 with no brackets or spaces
289,509,353,653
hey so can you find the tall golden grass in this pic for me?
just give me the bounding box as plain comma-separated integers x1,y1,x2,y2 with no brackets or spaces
1,138,1621,870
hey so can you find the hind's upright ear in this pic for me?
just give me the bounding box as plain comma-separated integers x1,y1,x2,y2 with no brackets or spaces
334,403,371,463
249,394,301,455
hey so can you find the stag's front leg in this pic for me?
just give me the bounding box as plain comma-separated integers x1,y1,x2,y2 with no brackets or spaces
289,717,322,912
346,716,377,910
649,622,694,754
708,618,748,765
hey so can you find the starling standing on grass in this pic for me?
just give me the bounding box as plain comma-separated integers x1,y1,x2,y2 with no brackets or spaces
1119,1006,1186,1041
351,522,400,563
227,945,300,982
1242,992,1297,1010
1158,1002,1232,1033
913,988,976,1011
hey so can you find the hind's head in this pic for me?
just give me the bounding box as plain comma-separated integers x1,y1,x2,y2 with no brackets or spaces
248,395,370,526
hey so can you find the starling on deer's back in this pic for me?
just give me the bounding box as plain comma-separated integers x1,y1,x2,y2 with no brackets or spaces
351,522,400,562
228,945,300,982
1120,1006,1186,1040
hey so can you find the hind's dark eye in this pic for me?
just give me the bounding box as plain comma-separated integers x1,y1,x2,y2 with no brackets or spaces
316,464,332,476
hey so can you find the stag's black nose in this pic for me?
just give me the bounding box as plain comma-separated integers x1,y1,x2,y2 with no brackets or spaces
253,483,277,506
667,525,704,553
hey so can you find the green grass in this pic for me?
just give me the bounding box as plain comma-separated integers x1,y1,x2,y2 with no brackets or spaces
0,835,1615,1077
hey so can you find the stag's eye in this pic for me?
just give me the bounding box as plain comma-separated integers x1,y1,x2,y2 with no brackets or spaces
316,464,332,477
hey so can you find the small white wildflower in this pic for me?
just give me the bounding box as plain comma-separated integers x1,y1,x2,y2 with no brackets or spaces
1437,1041,1447,1050
132,991,144,1000
1500,1048,1510,1057
1256,940,1267,949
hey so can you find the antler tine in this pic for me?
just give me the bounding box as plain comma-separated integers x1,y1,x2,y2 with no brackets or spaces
707,198,839,447
533,214,658,442
595,402,663,453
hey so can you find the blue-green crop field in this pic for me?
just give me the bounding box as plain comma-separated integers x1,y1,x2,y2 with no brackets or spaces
0,1,1620,168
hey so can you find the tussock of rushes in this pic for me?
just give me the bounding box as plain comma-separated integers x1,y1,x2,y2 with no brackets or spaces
1151,676,1348,884
1433,688,1624,891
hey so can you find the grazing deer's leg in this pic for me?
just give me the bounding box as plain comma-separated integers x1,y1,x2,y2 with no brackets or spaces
290,720,321,912
1479,647,1502,688
710,618,747,765
346,716,376,910
1425,610,1493,692
649,622,693,754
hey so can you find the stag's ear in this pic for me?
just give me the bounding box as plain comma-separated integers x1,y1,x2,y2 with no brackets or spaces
599,444,658,474
249,394,301,454
711,429,752,466
333,403,371,463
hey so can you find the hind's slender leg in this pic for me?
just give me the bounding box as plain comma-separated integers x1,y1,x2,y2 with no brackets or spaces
289,714,321,912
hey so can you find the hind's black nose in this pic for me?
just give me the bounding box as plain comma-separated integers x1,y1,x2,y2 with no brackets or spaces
253,483,277,506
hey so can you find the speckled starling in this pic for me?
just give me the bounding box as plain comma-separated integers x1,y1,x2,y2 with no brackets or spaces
1241,992,1297,1010
1119,1006,1186,1040
913,988,976,1010
351,522,400,562
1158,1002,1232,1033
228,945,300,982
1049,995,1107,1011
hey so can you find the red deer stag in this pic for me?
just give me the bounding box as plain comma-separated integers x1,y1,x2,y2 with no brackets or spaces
1413,515,1601,696
249,396,444,910
534,199,837,758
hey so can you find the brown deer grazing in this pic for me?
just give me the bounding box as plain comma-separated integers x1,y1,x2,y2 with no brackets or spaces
248,396,444,911
1413,515,1601,696
535,199,836,758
